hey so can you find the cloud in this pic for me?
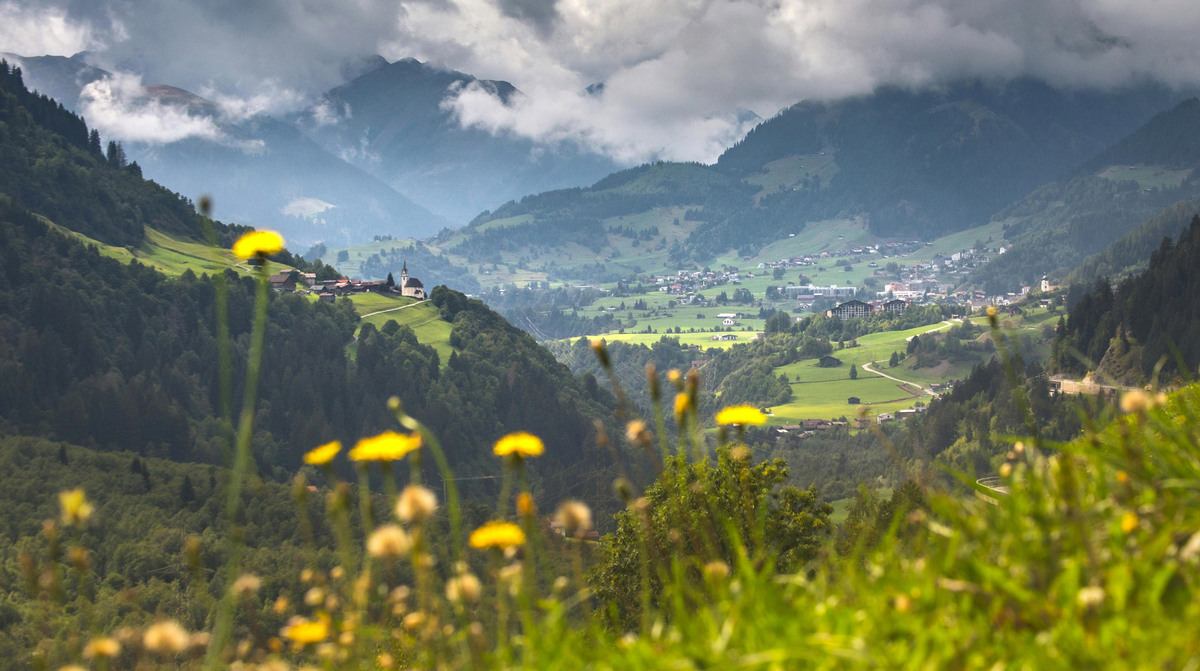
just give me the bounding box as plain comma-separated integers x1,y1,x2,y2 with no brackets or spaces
0,2,100,56
8,0,1200,163
79,73,224,144
397,0,1200,163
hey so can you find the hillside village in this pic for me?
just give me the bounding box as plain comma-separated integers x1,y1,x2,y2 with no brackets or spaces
269,262,426,302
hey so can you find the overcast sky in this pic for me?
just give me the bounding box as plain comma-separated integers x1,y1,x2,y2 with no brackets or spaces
5,0,1200,163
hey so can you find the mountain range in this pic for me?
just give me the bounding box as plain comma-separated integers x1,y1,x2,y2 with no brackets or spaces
6,52,621,247
292,57,620,224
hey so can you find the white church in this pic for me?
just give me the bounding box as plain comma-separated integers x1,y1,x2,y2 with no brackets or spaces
398,262,425,299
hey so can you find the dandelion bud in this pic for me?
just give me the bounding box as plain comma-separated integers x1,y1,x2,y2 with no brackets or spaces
198,195,212,217
331,566,345,580
403,612,427,632
1076,585,1105,608
613,478,633,503
367,525,412,559
667,369,683,389
646,363,660,400
516,492,536,517
554,500,593,537
703,561,730,580
305,587,325,607
144,620,190,654
1120,390,1151,414
387,396,402,413
445,573,482,604
233,574,261,595
499,563,523,595
553,576,569,593
83,637,121,659
626,420,652,447
68,547,90,572
395,485,438,524
590,338,610,368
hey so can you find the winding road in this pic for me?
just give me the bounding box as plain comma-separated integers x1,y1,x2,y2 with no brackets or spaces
862,319,966,397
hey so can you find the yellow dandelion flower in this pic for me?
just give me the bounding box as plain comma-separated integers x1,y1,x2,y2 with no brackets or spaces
59,488,93,526
493,432,544,458
715,405,767,426
304,440,341,465
1121,512,1138,534
83,637,120,658
232,229,284,259
283,615,329,644
469,521,526,550
673,393,692,418
349,431,421,462
143,620,190,654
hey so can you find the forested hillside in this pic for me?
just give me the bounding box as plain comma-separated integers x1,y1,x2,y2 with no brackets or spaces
1053,215,1200,383
0,64,622,505
1068,199,1200,286
0,60,201,246
973,99,1200,292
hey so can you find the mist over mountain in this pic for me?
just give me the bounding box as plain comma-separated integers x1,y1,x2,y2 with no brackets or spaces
972,97,1200,292
294,57,620,224
715,79,1186,239
7,53,448,248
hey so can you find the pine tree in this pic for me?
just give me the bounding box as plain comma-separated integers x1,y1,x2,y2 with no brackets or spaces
850,364,858,380
106,140,126,167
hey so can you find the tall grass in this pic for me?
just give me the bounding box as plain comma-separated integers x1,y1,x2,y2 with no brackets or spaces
27,240,1200,669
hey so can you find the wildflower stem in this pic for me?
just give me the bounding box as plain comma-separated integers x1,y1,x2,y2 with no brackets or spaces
205,258,270,669
401,415,464,562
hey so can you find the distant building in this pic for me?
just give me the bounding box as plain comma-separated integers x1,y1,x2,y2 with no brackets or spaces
268,271,298,292
817,355,842,368
399,262,425,299
881,298,907,315
829,299,873,320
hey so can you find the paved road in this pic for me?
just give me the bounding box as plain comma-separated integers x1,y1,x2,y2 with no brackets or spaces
863,319,965,396
862,360,937,397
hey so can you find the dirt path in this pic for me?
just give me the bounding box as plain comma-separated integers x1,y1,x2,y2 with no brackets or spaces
361,299,429,319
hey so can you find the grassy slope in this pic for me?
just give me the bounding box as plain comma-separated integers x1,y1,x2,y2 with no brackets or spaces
44,218,297,278
344,293,455,363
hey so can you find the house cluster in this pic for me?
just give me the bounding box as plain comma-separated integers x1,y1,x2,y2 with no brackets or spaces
826,298,909,320
270,262,425,303
652,268,748,300
772,419,849,437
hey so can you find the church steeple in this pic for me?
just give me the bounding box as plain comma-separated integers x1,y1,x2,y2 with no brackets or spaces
400,261,408,287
